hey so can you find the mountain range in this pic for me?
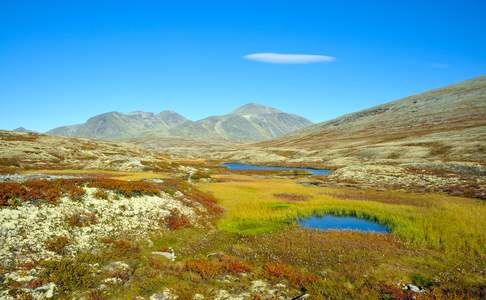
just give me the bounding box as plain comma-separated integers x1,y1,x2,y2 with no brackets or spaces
46,103,312,142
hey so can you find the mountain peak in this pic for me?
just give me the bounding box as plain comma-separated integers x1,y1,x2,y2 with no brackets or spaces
232,103,281,115
13,127,36,133
158,110,183,117
127,111,155,118
157,110,189,127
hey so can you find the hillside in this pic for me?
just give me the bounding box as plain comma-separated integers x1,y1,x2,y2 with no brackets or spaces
47,103,313,142
259,75,486,165
0,130,173,172
47,110,188,140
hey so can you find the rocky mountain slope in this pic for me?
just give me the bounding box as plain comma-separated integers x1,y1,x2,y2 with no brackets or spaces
47,110,188,140
258,75,486,166
47,103,312,142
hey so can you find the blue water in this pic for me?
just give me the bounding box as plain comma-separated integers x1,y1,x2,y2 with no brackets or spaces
298,215,390,233
222,162,330,176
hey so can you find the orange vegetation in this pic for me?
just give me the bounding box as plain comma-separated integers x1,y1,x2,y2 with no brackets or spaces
263,262,320,287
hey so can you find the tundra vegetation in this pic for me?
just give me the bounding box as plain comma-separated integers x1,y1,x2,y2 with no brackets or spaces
0,131,485,299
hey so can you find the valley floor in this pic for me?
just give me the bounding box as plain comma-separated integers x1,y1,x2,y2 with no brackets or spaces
1,167,485,299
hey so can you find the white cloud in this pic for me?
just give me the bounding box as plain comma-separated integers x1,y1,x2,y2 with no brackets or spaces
244,52,336,64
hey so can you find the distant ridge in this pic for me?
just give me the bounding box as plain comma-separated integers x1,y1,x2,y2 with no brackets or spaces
13,127,37,133
47,103,313,142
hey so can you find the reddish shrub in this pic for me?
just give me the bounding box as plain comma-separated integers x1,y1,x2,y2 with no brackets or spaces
102,238,140,255
380,285,415,300
88,179,159,197
263,263,320,287
220,257,252,274
0,179,87,206
165,210,191,230
88,290,106,300
16,261,39,270
185,259,222,279
26,278,46,289
0,182,27,206
163,178,223,215
148,257,163,270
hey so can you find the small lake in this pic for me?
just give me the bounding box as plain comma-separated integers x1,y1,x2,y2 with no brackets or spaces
298,215,390,233
222,162,330,176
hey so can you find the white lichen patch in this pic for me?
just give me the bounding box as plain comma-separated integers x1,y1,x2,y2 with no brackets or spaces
0,187,201,298
212,280,292,300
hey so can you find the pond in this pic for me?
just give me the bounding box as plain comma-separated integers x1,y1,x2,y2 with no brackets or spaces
298,215,390,233
222,162,331,176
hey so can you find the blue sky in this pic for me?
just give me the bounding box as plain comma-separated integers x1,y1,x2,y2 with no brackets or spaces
1,0,485,132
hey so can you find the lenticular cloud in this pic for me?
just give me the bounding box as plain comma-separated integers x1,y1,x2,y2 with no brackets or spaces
244,53,336,64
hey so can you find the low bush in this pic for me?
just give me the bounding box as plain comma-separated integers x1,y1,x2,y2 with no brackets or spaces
88,179,159,197
263,262,320,287
39,256,98,293
65,211,96,227
45,236,70,254
165,209,191,230
185,259,221,279
0,179,86,206
219,256,252,274
164,178,223,215
93,189,109,200
101,238,140,256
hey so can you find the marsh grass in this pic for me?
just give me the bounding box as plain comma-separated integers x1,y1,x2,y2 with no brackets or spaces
198,176,486,256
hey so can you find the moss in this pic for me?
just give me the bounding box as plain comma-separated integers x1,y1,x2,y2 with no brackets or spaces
45,236,70,254
39,255,99,293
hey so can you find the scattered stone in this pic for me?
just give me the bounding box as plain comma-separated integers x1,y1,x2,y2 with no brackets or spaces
146,178,165,184
402,283,425,293
104,261,130,273
206,252,226,259
102,277,123,285
251,280,268,293
150,288,178,300
30,282,56,299
152,248,176,261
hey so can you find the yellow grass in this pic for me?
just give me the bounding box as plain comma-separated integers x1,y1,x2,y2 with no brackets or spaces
21,169,169,181
199,175,486,256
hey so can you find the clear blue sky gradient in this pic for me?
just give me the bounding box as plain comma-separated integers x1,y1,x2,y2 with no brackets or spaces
1,0,485,132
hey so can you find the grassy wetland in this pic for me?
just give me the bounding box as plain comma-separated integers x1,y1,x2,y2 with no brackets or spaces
199,174,486,256
86,171,486,299
1,163,485,299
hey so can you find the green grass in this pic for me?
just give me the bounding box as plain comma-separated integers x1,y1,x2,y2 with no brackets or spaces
199,175,486,256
